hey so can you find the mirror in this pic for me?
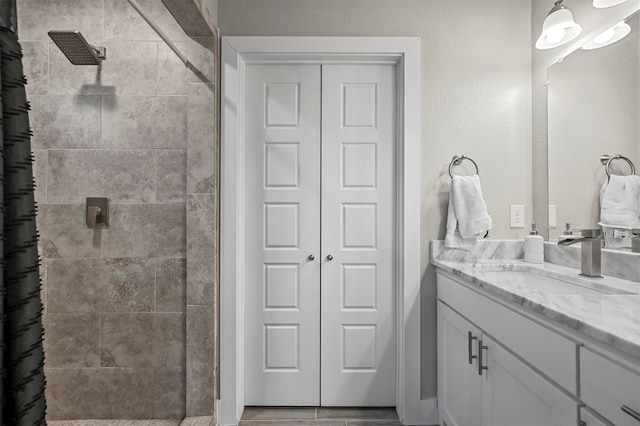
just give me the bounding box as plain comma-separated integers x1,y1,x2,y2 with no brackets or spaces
547,10,640,249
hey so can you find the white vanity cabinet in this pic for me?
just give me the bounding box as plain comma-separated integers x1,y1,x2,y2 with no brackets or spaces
437,271,580,426
580,347,640,426
437,302,481,426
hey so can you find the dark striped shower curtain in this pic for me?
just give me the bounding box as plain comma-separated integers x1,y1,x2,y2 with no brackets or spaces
0,14,48,426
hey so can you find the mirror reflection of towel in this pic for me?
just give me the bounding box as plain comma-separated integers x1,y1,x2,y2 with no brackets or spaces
599,175,640,228
445,175,492,249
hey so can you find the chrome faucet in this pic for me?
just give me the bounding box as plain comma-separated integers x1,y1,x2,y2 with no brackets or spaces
558,229,602,278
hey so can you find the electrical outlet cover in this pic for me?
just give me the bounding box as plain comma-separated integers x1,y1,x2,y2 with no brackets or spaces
510,205,525,228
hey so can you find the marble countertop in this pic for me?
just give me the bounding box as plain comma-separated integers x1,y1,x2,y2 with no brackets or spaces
433,257,640,360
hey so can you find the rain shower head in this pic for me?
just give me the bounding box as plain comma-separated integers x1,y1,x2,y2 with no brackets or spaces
48,30,106,65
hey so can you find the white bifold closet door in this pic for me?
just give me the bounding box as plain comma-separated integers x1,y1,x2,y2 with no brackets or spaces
244,63,396,407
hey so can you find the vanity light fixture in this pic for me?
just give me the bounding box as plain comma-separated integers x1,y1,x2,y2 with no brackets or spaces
535,0,583,50
593,0,629,8
583,21,631,49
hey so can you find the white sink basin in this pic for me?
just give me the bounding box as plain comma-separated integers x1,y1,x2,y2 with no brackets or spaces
479,269,637,296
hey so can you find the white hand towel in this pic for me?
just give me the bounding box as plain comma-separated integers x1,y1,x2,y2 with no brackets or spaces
445,189,477,249
445,174,492,249
452,175,493,238
599,175,640,229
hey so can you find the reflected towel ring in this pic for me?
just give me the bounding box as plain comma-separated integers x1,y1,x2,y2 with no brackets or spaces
448,155,479,178
600,154,636,178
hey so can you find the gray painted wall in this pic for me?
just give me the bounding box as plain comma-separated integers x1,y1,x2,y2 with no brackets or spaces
219,0,533,399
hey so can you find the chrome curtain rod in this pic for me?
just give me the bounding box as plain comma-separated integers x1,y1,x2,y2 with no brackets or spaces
126,0,192,68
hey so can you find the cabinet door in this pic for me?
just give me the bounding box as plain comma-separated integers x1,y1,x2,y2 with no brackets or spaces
580,407,613,426
437,301,482,426
481,335,578,426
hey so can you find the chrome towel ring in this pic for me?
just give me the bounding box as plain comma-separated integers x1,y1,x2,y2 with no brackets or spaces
600,154,636,178
449,155,479,178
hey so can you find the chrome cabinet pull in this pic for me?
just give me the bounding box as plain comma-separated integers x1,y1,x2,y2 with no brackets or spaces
477,339,488,376
308,254,315,261
326,254,333,261
468,331,477,365
622,405,640,421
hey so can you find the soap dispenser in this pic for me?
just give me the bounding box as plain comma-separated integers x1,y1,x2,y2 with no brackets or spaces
524,223,544,264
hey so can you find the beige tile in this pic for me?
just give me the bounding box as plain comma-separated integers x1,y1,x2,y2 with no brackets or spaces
157,149,187,202
162,0,214,38
32,149,47,204
17,0,103,42
186,194,215,304
40,259,47,312
100,312,185,368
187,83,216,193
186,305,216,416
241,407,316,421
38,204,101,258
22,42,49,95
47,258,155,313
47,149,156,203
317,408,398,421
102,96,188,149
102,203,186,258
239,423,345,426
184,37,216,83
43,313,100,367
49,421,182,426
157,257,186,312
45,368,154,420
158,37,215,96
104,0,190,42
158,42,189,96
154,366,187,419
49,41,158,96
30,95,101,149
180,417,215,426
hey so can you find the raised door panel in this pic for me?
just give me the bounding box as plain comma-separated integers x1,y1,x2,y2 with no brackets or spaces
437,301,482,426
244,64,321,405
481,335,578,426
320,64,396,406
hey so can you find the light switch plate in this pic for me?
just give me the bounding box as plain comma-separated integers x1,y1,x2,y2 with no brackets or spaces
510,205,525,228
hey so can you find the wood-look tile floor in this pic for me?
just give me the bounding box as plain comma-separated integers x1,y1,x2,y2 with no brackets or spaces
239,407,404,425
46,407,425,426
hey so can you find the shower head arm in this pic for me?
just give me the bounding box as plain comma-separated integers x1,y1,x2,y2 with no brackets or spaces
89,44,106,60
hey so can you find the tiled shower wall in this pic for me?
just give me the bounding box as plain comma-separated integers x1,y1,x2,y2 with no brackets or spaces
18,0,218,419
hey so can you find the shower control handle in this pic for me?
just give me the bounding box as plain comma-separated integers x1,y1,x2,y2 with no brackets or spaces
326,254,333,261
86,197,109,228
86,206,101,227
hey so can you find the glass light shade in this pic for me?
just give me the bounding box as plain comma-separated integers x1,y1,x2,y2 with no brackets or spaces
583,21,631,49
536,7,583,50
593,0,629,8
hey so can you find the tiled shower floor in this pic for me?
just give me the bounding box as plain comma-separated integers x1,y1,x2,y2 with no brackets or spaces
47,407,404,426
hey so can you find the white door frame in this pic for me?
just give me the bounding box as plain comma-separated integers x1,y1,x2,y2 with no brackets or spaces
220,36,432,425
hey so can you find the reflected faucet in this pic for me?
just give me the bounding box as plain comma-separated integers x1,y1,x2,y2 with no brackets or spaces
558,229,602,277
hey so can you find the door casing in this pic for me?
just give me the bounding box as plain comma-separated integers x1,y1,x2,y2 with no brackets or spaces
220,36,433,425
